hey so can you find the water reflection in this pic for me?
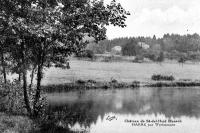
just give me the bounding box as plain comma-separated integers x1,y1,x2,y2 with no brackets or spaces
44,87,200,133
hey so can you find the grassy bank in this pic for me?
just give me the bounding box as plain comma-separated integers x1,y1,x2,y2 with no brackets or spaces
0,113,34,133
42,80,140,93
42,78,200,93
146,81,200,87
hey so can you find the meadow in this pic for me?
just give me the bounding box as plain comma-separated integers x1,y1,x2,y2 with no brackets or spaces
40,59,200,85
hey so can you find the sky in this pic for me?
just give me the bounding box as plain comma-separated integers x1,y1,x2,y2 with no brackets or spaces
104,0,200,39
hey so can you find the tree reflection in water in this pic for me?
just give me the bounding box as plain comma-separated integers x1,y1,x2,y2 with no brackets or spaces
38,87,200,132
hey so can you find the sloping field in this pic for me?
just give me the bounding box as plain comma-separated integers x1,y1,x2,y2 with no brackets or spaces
42,60,200,85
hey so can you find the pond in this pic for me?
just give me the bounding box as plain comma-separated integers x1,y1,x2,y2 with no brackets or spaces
44,87,200,133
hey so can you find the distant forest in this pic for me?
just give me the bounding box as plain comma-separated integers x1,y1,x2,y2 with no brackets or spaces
87,33,200,61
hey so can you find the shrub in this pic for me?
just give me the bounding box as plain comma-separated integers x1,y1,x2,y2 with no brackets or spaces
0,80,27,114
133,56,144,63
110,78,118,83
157,51,164,62
151,74,175,81
122,39,138,56
131,81,140,87
87,80,96,84
86,50,95,59
0,79,48,116
76,79,86,84
76,50,95,59
103,56,113,62
178,57,186,63
0,113,34,133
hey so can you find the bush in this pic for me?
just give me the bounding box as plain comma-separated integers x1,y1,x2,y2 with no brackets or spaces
0,113,34,133
143,52,157,61
151,74,175,81
178,57,186,63
110,78,118,83
103,56,113,62
0,79,48,116
131,81,140,87
133,56,144,63
87,80,96,84
122,39,138,56
76,49,94,59
85,50,94,59
157,51,164,62
76,79,86,84
0,80,26,114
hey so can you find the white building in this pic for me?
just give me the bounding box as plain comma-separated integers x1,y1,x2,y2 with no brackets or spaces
111,46,122,55
138,42,150,49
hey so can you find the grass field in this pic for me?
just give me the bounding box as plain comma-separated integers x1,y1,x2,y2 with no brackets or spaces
0,113,33,133
41,60,200,85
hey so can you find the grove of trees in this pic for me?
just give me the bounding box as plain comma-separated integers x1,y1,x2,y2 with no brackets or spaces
0,0,129,117
91,33,200,61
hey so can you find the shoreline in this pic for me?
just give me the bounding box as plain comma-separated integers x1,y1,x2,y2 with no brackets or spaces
42,79,200,93
1,79,200,132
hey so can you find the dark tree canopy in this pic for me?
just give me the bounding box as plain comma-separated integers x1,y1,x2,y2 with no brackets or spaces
1,0,130,67
0,0,130,116
122,39,138,56
90,33,200,62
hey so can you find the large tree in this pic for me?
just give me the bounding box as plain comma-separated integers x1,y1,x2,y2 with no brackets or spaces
0,0,129,116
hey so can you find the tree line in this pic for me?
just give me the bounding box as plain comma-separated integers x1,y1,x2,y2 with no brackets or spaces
91,33,200,61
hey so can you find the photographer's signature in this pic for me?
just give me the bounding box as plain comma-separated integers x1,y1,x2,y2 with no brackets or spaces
106,115,117,121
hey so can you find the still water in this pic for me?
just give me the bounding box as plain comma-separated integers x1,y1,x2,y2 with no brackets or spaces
46,87,200,133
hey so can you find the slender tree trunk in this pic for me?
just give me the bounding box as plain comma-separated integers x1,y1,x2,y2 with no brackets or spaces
18,73,21,82
22,68,32,115
29,65,36,90
33,42,46,116
33,63,43,116
21,41,32,116
2,66,6,84
1,51,7,84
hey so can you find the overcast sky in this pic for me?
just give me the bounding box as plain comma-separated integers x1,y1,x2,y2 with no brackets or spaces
104,0,200,39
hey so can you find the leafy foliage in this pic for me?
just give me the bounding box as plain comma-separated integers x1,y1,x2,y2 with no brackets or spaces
76,49,95,59
157,51,164,62
122,39,138,56
151,74,175,81
0,0,129,116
